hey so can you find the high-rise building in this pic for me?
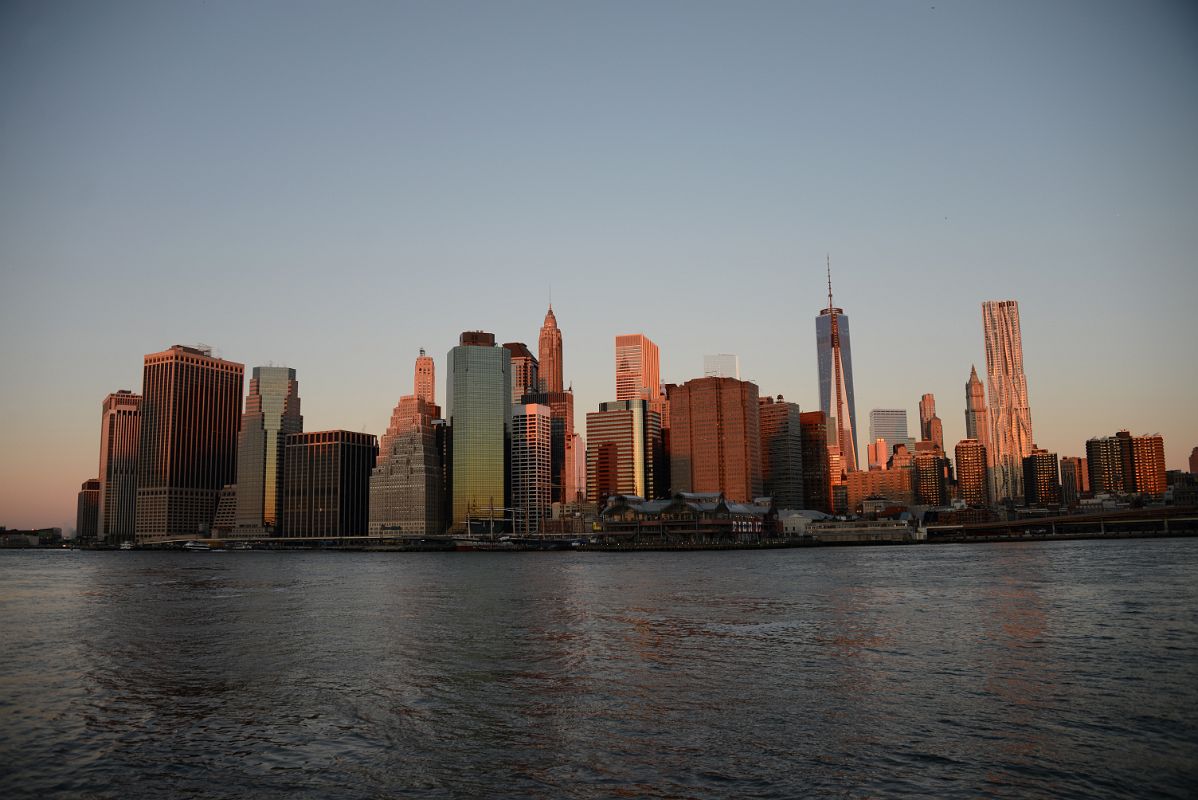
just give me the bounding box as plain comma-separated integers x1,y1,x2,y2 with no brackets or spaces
1059,456,1088,507
982,300,1034,501
668,377,762,503
503,342,540,404
799,411,832,513
913,448,950,506
1022,448,1061,506
571,432,586,503
511,404,552,533
964,366,991,449
538,306,563,394
615,334,661,403
97,390,141,544
447,331,511,529
1087,434,1127,495
369,393,443,537
868,409,913,465
758,396,804,509
918,394,936,440
1129,434,1166,497
585,398,663,506
817,264,858,474
234,366,302,534
703,354,740,379
1190,446,1198,475
955,439,990,507
76,479,100,542
135,345,244,543
282,430,377,537
520,389,575,506
414,349,436,405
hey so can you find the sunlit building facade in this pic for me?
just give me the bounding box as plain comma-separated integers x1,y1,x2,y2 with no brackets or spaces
615,333,661,403
414,349,436,405
982,300,1034,501
504,342,540,404
97,390,141,544
447,332,511,529
369,394,443,537
538,306,563,393
234,366,302,535
669,377,762,503
511,403,552,534
955,438,990,507
868,409,913,467
135,345,244,543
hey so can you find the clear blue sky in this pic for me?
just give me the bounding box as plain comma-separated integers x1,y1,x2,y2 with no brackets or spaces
2,1,1195,530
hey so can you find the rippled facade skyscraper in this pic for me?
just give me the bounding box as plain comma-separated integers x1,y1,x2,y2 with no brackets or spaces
235,366,302,534
447,332,511,529
982,301,1034,501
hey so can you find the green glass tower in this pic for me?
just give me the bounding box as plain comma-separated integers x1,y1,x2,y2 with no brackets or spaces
447,332,511,530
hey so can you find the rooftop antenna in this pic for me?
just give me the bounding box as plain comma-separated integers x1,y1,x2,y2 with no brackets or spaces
826,253,834,312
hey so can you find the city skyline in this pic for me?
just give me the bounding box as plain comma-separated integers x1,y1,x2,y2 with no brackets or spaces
2,2,1196,529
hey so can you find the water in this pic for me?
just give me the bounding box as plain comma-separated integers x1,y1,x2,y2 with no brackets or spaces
1,539,1196,798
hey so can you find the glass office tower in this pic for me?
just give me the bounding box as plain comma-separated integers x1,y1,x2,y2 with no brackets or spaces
447,332,511,529
235,366,302,533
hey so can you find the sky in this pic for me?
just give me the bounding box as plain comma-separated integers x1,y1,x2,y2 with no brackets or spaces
1,0,1196,531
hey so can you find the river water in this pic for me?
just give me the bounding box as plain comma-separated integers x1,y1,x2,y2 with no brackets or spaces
1,539,1196,798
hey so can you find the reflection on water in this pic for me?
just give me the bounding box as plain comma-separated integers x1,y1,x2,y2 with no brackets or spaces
1,541,1196,799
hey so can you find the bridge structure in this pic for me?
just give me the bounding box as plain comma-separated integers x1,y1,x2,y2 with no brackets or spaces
925,505,1198,542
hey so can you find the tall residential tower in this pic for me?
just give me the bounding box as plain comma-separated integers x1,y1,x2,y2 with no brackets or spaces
982,301,1033,501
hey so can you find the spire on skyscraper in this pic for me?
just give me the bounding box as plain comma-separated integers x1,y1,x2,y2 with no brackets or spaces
538,304,563,394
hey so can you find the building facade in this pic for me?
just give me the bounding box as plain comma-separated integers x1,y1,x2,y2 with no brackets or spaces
76,479,101,542
511,404,553,534
868,409,914,466
282,430,377,537
538,306,563,393
97,390,141,544
913,449,950,506
1129,434,1166,497
955,439,990,507
135,345,244,543
503,342,540,404
615,333,661,403
668,377,762,503
1022,448,1061,506
799,411,833,513
817,293,858,475
982,300,1034,502
1059,456,1089,507
414,349,436,405
703,354,740,379
585,398,663,506
758,396,804,509
234,366,302,534
447,332,511,529
845,468,913,512
369,393,443,537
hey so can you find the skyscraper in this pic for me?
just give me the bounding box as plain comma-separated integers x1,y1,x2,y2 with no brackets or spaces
913,448,950,506
1059,456,1088,506
868,409,913,464
1022,448,1061,506
97,390,141,544
538,306,563,393
615,334,661,403
1087,433,1128,494
918,394,936,440
369,365,443,538
447,331,511,529
76,479,100,542
982,300,1034,501
799,411,832,513
817,263,858,474
1190,446,1197,475
503,342,540,404
955,439,990,507
414,349,436,405
511,404,552,533
668,377,762,503
585,398,663,505
1129,434,1166,497
964,366,991,450
758,396,804,509
282,430,377,537
235,366,302,534
135,345,244,543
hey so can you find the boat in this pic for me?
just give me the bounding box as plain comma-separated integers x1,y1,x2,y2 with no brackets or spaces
119,541,135,551
182,540,212,551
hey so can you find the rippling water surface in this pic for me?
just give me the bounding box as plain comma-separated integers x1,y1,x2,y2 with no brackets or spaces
2,539,1196,798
